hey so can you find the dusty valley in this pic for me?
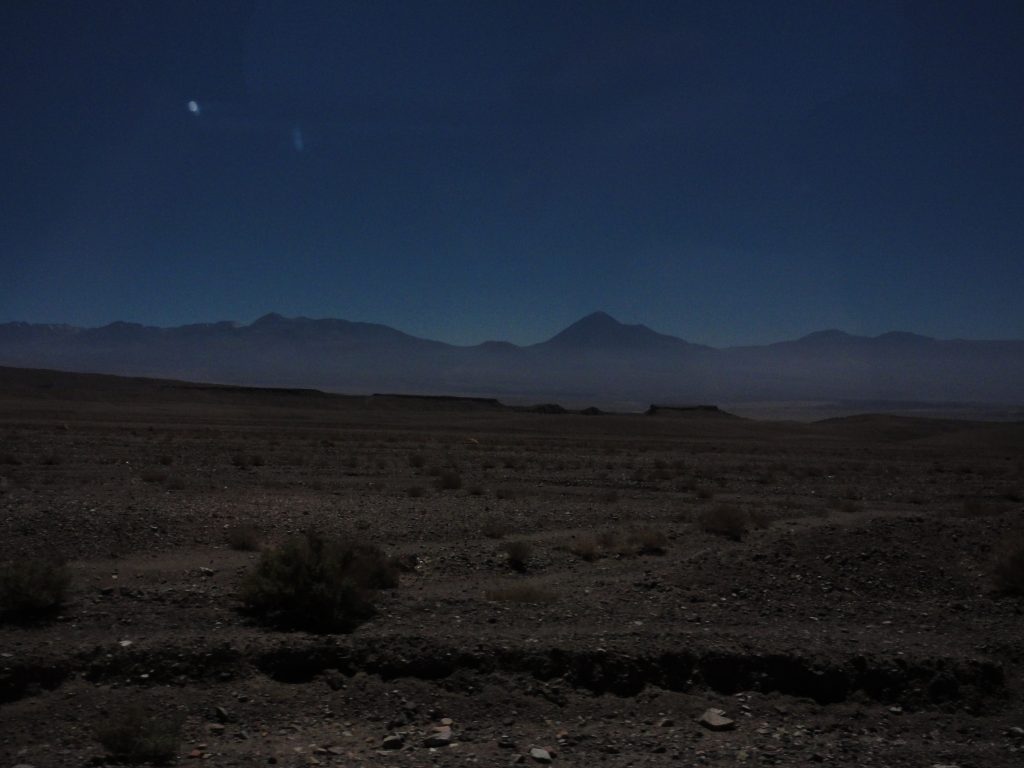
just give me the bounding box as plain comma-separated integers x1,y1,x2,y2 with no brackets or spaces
1,367,1023,767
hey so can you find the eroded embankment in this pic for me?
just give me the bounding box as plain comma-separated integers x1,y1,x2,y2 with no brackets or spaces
0,636,1006,711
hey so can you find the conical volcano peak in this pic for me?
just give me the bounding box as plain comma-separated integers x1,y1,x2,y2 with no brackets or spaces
538,311,694,352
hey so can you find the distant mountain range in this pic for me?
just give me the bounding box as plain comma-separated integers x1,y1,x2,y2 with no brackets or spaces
1,311,1022,407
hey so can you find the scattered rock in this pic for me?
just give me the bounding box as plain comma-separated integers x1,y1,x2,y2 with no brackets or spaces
699,708,736,731
424,725,453,747
381,734,405,750
529,747,553,763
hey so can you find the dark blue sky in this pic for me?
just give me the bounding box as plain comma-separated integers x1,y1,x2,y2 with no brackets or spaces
2,1,1022,345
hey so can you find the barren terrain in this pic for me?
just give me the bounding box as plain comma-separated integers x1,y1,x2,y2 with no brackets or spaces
1,367,1023,767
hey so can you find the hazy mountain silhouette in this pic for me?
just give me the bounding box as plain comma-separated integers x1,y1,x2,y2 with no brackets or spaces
0,312,1021,407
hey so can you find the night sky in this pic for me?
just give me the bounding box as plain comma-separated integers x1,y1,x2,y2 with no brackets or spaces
2,1,1022,346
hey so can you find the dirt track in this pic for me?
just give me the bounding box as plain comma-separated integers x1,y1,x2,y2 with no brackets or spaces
1,369,1023,766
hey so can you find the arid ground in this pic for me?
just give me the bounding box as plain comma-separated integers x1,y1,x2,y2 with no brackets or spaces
1,368,1023,767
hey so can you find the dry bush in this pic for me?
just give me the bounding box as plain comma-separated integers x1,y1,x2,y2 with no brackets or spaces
481,514,513,539
699,504,749,541
569,527,667,560
164,475,186,491
495,486,517,500
405,485,426,498
568,536,600,561
628,527,667,555
993,537,1024,595
748,507,774,530
139,468,169,484
959,499,1010,518
599,489,619,503
408,453,426,469
226,522,261,551
485,582,554,603
833,499,862,514
240,530,397,633
467,485,484,496
696,486,715,500
503,540,532,572
435,471,462,491
0,558,69,622
96,703,183,765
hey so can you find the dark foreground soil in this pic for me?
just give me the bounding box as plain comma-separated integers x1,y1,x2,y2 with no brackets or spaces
1,368,1023,767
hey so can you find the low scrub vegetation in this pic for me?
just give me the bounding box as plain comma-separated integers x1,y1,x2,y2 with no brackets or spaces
993,537,1024,595
434,470,463,491
503,540,532,572
225,522,261,551
568,526,668,560
96,704,183,765
240,530,398,632
0,558,70,622
698,504,749,541
481,514,513,539
485,581,554,603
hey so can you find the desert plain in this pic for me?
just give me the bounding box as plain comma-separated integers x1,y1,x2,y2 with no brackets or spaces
1,367,1023,767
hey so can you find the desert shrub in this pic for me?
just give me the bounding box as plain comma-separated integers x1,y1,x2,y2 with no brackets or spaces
139,468,169,484
495,486,517,500
485,582,554,603
748,507,774,529
568,536,600,561
0,558,70,622
1002,487,1024,503
405,484,426,498
481,514,513,539
959,499,1010,518
628,527,667,555
599,489,620,503
503,540,532,572
467,485,484,496
408,452,426,469
164,475,186,491
993,537,1024,595
434,471,462,491
696,486,715,500
96,704,183,764
240,530,397,632
226,522,261,551
699,504,749,541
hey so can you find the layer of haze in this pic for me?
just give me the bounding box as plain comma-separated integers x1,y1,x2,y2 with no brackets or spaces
2,1,1022,346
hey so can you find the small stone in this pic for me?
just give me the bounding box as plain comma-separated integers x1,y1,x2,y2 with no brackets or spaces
207,723,225,734
214,706,232,723
424,725,453,748
382,734,405,750
699,708,736,731
529,747,553,763
658,717,675,727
